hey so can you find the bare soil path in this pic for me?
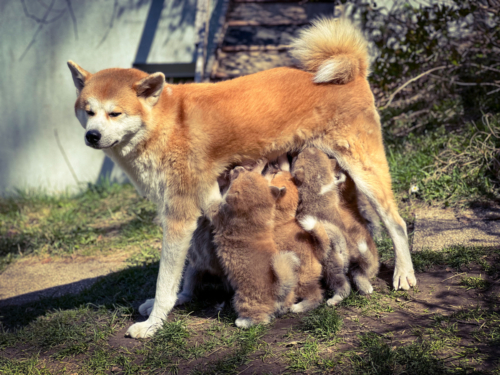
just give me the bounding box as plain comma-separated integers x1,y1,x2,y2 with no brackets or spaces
412,205,500,251
0,256,127,307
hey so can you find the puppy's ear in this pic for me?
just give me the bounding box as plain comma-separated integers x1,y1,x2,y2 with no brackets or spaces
270,186,280,200
270,186,286,200
67,61,91,95
335,171,347,185
135,72,166,107
292,168,305,186
231,166,246,181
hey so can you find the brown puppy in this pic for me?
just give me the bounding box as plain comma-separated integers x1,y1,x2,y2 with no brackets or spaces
206,167,299,328
266,158,326,313
293,147,379,305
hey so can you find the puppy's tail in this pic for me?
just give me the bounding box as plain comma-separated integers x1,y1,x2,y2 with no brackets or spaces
290,17,370,84
272,252,300,303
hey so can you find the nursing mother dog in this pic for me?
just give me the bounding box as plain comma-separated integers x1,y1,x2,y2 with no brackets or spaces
67,18,416,338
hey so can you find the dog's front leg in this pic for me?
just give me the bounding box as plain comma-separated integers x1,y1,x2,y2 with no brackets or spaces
126,206,200,338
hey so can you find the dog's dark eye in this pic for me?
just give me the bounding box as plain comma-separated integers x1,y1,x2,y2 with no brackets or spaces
109,112,122,117
86,110,95,116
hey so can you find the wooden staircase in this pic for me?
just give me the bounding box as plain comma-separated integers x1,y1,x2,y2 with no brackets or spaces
208,0,337,81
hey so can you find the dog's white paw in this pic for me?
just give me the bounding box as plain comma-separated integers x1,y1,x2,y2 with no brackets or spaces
235,318,254,329
290,302,306,313
393,267,417,290
298,216,317,231
326,294,344,306
174,293,192,307
125,320,161,338
138,299,155,316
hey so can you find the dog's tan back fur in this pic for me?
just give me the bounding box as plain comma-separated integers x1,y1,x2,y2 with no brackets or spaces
269,170,324,313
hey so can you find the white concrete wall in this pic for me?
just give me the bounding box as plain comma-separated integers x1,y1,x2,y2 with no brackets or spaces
0,0,196,194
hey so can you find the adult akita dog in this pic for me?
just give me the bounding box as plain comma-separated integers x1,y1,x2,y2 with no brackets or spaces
67,18,416,338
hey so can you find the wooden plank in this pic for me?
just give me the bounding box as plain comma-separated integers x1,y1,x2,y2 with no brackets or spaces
227,20,309,26
228,2,334,25
222,25,301,47
232,0,305,3
212,49,295,78
221,44,290,52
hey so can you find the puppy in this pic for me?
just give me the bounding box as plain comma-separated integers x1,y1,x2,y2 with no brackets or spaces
293,147,379,306
205,166,299,328
266,156,326,313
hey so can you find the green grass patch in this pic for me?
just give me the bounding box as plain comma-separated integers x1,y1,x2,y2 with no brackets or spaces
301,305,343,339
385,113,500,206
351,333,451,374
0,181,161,270
0,355,52,375
191,324,268,375
459,275,491,291
412,246,500,273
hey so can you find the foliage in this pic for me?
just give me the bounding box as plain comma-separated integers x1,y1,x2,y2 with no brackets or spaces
341,0,500,204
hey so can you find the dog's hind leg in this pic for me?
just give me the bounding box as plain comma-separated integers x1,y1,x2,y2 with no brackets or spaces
316,112,416,290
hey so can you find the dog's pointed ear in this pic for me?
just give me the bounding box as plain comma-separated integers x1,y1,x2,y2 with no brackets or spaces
292,168,305,185
135,72,165,107
67,60,91,95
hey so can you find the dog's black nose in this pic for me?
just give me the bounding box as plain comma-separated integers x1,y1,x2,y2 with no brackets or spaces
85,130,101,145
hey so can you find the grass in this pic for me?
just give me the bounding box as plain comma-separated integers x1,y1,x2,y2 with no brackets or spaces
383,112,500,207
301,305,343,339
0,181,161,270
350,333,451,375
0,110,499,373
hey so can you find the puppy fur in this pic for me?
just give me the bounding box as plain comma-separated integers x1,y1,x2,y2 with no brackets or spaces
206,167,299,328
266,159,325,314
293,147,379,305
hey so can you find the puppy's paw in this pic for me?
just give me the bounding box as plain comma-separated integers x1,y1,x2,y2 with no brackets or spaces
298,215,317,231
174,292,193,307
393,267,417,290
326,294,344,306
125,320,161,338
235,318,254,329
138,298,155,316
290,302,306,313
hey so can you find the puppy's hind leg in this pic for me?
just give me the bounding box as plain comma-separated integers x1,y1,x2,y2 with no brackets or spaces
175,264,200,306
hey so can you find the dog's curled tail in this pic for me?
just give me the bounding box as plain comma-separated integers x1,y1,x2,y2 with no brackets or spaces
290,17,370,84
272,252,300,303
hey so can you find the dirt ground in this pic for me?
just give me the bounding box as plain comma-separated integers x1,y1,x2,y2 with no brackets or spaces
1,206,498,308
412,205,500,251
1,207,499,374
